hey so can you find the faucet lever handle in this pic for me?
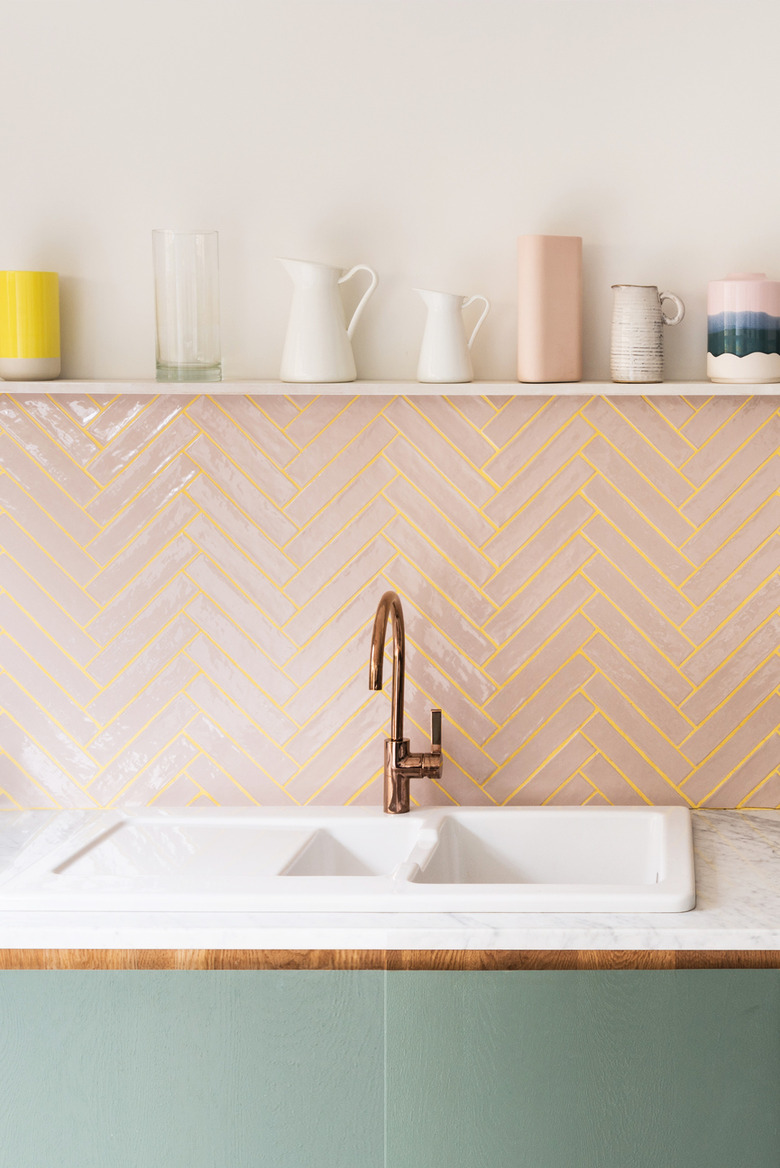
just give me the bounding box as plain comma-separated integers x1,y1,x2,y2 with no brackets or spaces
430,708,442,756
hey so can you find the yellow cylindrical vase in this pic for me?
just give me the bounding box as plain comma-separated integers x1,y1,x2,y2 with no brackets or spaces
0,271,61,380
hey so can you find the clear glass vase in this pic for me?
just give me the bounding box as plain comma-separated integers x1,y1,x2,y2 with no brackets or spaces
153,228,221,382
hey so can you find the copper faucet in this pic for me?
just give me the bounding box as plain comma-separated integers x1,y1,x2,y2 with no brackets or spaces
368,590,443,813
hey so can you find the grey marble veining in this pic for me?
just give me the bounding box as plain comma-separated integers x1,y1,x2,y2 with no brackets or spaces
0,810,777,950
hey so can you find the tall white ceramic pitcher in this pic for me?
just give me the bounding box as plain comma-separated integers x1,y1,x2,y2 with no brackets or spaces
414,288,490,383
279,258,378,382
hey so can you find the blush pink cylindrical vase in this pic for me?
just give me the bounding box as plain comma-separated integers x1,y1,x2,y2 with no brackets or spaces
517,235,582,382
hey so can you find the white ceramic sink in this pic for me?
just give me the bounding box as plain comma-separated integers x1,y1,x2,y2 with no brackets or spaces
0,805,695,913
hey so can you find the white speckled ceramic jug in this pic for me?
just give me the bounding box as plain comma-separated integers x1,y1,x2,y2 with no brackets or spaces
610,284,685,384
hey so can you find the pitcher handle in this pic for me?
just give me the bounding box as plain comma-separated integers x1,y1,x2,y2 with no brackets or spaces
659,291,685,326
462,295,490,349
339,265,379,339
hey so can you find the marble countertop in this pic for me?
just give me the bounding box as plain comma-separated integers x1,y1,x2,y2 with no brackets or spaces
0,809,777,951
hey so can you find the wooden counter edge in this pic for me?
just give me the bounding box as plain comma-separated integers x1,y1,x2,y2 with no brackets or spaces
1,949,779,970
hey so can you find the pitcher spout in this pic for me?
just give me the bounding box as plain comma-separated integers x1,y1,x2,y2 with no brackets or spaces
278,257,340,286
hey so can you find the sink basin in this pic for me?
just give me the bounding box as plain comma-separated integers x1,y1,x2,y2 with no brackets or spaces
0,805,694,913
407,807,693,911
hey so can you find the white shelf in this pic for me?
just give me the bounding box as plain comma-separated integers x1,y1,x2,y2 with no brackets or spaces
1,379,779,397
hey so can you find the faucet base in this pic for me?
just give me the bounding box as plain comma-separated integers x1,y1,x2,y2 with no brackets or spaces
383,736,443,814
384,739,411,814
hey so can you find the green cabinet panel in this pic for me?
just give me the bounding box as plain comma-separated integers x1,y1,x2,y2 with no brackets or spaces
0,972,384,1168
1,968,778,1167
386,971,780,1168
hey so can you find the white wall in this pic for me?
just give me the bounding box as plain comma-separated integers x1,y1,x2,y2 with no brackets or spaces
1,0,778,382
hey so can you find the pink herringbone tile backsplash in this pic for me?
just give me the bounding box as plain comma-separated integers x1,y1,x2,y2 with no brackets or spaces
1,390,780,809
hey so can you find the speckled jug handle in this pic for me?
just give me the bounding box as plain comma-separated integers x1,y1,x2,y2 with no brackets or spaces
660,291,685,326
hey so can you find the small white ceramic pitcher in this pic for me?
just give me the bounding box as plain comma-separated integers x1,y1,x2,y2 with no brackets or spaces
610,285,685,383
415,288,490,383
279,258,378,383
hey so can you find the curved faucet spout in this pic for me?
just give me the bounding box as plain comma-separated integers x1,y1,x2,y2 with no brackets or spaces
369,590,405,742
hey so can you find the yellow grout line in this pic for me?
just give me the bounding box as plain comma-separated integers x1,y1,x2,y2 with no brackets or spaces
484,449,591,540
579,436,698,547
179,495,302,607
583,696,692,799
6,397,105,485
181,619,302,737
494,724,590,804
83,618,199,725
444,396,503,451
281,446,393,530
0,591,101,674
578,534,698,649
2,711,94,798
736,765,780,810
84,561,200,668
2,549,101,646
183,693,297,792
482,400,596,486
147,766,203,807
678,653,780,742
178,732,265,806
380,431,502,532
679,405,780,488
186,470,298,556
282,692,386,788
482,684,591,766
0,630,99,722
579,717,692,807
480,530,596,625
684,716,780,807
84,499,198,591
285,397,388,488
0,422,104,502
381,516,499,632
87,399,198,485
277,523,397,626
83,456,199,558
579,772,621,807
681,450,780,536
208,394,302,461
284,466,399,563
681,510,780,593
482,478,598,585
1,472,104,555
496,646,596,717
682,553,780,642
387,460,499,546
682,613,780,691
597,394,699,465
282,394,358,459
481,572,594,671
579,520,695,625
394,396,504,483
99,722,198,808
483,615,597,703
86,541,201,638
578,614,693,713
181,553,295,654
540,755,598,805
281,565,391,659
344,768,384,805
582,658,698,748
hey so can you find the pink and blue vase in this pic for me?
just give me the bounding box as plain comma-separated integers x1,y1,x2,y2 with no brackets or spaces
708,273,780,383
